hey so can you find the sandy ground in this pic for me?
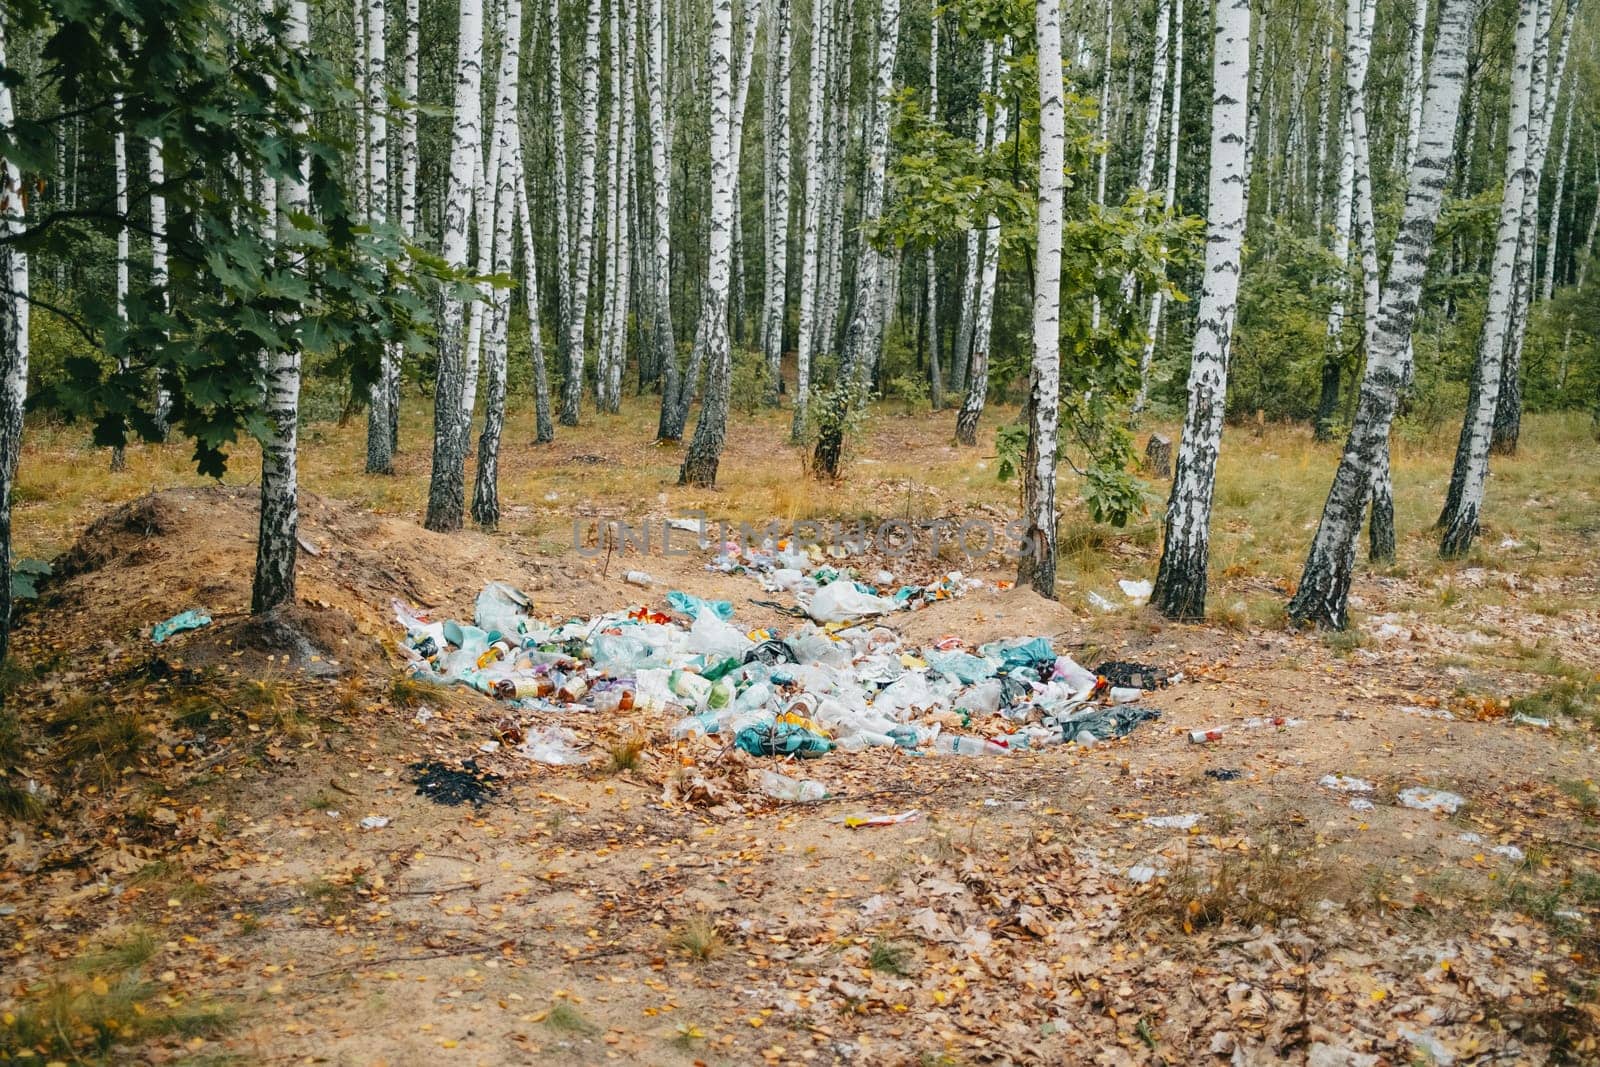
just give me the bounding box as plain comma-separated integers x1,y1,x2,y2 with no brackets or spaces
3,486,1599,1065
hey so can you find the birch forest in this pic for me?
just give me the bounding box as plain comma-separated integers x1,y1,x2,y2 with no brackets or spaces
3,0,1600,1060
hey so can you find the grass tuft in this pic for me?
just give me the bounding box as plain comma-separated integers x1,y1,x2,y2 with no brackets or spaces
667,914,725,961
606,733,647,774
541,1000,597,1034
868,936,914,976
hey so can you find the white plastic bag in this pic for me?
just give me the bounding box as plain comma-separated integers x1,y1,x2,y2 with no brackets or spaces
518,726,590,766
807,582,896,623
687,611,754,659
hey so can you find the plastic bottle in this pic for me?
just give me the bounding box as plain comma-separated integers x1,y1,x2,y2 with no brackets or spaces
702,656,742,682
707,679,734,710
670,713,721,739
733,681,772,714
756,770,828,803
1188,727,1225,744
624,570,655,587
591,687,636,714
936,734,1011,756
669,669,712,705
557,674,590,703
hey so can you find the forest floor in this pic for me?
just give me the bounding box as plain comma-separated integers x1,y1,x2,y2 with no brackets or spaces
2,400,1599,1065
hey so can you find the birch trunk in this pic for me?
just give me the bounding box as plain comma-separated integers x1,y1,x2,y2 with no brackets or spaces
1019,0,1064,599
924,11,943,411
595,0,624,410
1241,8,1267,198
1401,0,1429,178
1135,0,1183,416
601,0,636,412
514,140,554,442
811,0,903,479
473,0,522,528
1135,0,1173,195
252,0,311,612
560,0,603,425
790,0,834,441
149,138,170,438
954,43,1010,448
1090,0,1111,330
424,0,486,532
1542,88,1573,300
1437,0,1538,558
390,0,420,453
760,0,793,403
1311,24,1333,233
644,0,676,427
110,101,129,472
464,0,502,423
1316,0,1360,444
1494,0,1575,454
1150,0,1252,621
548,0,572,371
0,11,31,663
952,43,995,397
727,0,762,343
365,0,395,474
1288,0,1476,627
678,0,737,485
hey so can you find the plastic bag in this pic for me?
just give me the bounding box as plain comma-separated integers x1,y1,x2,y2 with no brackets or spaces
979,637,1055,671
518,726,590,765
926,649,997,685
475,581,533,638
590,631,659,671
152,609,211,644
733,721,834,758
666,591,734,621
756,770,828,802
807,581,896,623
687,611,754,659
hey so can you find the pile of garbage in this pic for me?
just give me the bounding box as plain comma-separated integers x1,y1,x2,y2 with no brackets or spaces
394,581,1170,769
704,539,992,621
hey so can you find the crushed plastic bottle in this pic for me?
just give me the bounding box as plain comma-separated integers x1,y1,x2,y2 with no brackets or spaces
934,734,1011,756
756,769,828,802
624,570,655,587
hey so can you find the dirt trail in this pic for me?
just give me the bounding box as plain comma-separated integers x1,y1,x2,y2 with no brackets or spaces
3,487,1599,1065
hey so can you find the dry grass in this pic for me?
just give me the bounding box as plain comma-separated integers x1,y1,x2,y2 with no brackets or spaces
14,399,1597,618
667,913,726,961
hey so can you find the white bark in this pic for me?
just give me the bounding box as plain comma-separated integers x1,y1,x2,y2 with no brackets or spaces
952,42,995,395
513,139,553,441
1438,0,1538,556
149,138,170,435
1543,86,1573,300
925,11,943,411
425,0,486,531
790,0,834,439
760,0,793,400
1242,10,1267,196
1151,0,1251,621
1020,0,1064,599
679,0,738,485
560,0,604,425
110,97,129,471
0,10,32,660
472,0,522,527
1289,0,1477,626
954,41,1010,447
253,0,311,611
1401,0,1430,178
1135,0,1173,194
643,0,674,406
836,0,901,379
728,0,762,339
365,0,395,473
388,0,419,454
1135,0,1183,415
549,0,572,349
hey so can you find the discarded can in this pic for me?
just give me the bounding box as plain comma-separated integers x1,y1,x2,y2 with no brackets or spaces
1188,727,1225,744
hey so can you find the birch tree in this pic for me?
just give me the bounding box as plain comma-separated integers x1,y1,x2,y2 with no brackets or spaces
424,0,486,532
513,139,554,442
0,10,30,664
678,0,737,485
149,137,169,438
644,0,675,432
1288,0,1477,628
951,42,995,397
925,12,943,411
790,0,834,441
954,50,1008,449
1150,0,1252,621
1542,86,1573,302
364,0,393,475
473,0,523,528
1437,0,1538,558
560,0,603,426
1493,0,1575,454
1135,0,1183,415
251,0,311,612
1018,0,1064,600
110,101,129,472
390,0,419,453
760,0,793,404
1316,0,1359,443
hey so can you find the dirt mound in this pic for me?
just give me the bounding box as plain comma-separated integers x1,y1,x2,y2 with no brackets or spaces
22,486,550,675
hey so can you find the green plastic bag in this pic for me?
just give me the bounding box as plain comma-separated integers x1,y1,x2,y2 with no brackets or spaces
734,722,834,759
